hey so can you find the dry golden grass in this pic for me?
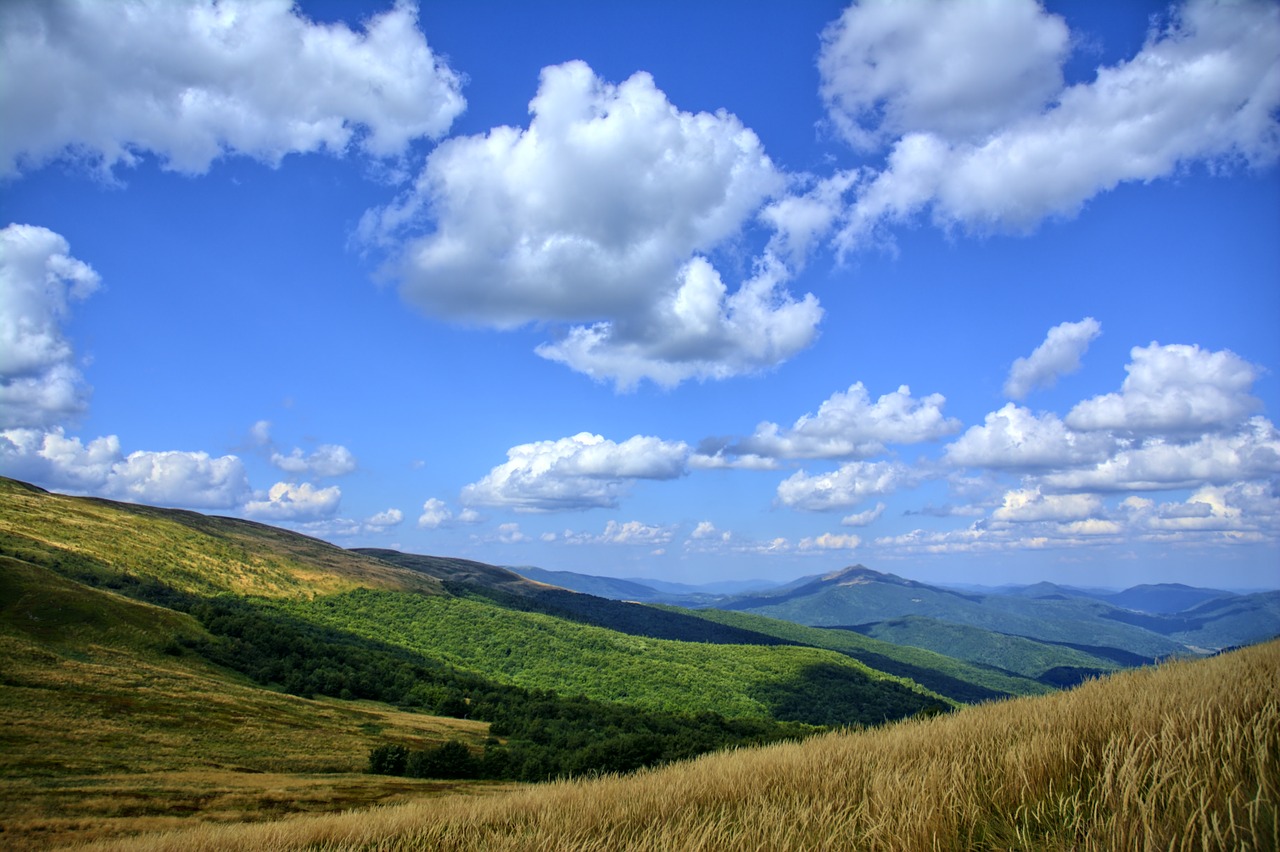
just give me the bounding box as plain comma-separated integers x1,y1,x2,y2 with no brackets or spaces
0,624,499,850
73,639,1278,852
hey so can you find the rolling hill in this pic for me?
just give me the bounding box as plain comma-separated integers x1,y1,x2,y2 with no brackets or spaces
2,476,1002,845
75,639,1280,851
4,475,1274,848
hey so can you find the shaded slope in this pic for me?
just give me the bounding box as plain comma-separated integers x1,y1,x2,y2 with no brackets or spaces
361,548,798,647
663,606,1052,702
851,615,1119,686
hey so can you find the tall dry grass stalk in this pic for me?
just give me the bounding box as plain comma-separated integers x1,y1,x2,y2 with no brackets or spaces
76,640,1279,851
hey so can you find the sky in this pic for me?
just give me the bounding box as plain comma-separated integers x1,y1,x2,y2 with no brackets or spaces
2,0,1278,591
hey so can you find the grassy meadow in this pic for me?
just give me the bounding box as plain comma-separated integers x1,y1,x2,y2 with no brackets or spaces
71,638,1278,852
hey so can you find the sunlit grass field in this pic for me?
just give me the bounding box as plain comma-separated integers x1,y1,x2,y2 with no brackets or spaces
75,639,1278,851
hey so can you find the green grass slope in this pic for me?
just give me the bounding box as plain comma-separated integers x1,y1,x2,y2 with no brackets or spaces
0,477,442,598
280,588,952,725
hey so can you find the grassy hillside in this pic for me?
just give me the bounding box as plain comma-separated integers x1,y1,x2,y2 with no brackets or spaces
0,477,442,598
0,557,501,850
280,589,950,724
78,639,1279,851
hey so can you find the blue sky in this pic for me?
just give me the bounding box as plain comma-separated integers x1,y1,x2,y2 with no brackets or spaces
2,0,1278,590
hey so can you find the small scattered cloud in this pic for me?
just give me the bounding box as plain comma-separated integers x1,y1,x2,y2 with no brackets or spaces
562,519,677,547
1004,317,1101,400
841,502,885,528
729,382,959,460
777,460,920,512
417,497,480,529
798,532,861,551
0,0,465,177
299,507,404,538
270,443,357,478
243,481,341,521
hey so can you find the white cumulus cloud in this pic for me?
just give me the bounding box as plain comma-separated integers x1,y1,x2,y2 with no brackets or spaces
0,426,255,509
243,480,341,520
1004,317,1101,400
1041,417,1280,493
945,403,1116,471
819,0,1070,149
776,460,917,512
461,432,689,512
270,443,357,477
991,488,1103,524
829,0,1280,251
731,382,959,460
361,59,821,388
0,224,101,429
798,532,862,551
0,0,465,176
1065,342,1262,436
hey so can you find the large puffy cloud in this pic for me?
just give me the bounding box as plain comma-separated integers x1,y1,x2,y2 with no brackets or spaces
1004,317,1101,400
0,0,465,176
0,427,253,508
0,224,100,429
1065,343,1262,436
461,432,689,512
105,449,252,508
776,460,917,512
729,382,959,460
819,0,1070,149
829,0,1280,250
362,60,821,388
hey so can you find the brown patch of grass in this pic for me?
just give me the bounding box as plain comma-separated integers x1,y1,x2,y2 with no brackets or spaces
0,627,496,850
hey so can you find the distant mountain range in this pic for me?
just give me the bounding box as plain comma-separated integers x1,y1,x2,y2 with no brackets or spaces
507,563,1280,665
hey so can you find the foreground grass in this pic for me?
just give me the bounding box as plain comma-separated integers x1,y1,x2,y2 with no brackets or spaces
76,639,1278,851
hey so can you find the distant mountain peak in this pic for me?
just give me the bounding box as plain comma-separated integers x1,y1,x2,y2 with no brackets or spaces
821,565,916,588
